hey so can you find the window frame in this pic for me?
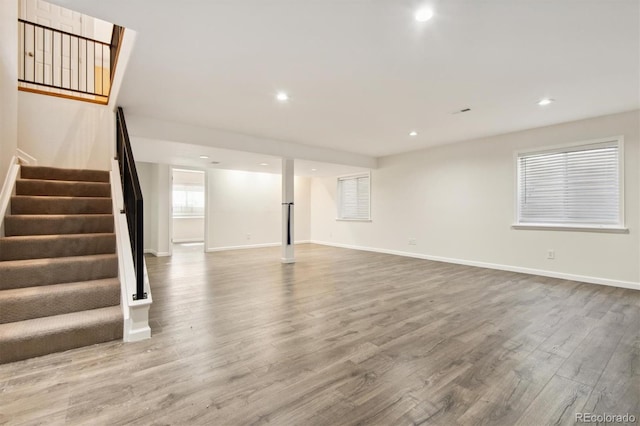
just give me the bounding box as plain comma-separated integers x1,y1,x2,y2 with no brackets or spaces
513,136,627,233
171,169,206,219
336,172,372,222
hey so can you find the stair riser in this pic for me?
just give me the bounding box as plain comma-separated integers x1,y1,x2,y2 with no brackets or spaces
16,180,111,198
0,165,123,365
0,256,118,290
0,282,120,324
4,215,114,236
0,316,122,364
11,197,112,215
21,166,110,183
0,234,116,261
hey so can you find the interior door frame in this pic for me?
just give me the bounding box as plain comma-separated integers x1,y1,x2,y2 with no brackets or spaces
169,166,208,255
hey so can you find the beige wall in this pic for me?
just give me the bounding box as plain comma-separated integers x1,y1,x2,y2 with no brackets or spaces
310,110,640,287
18,91,114,170
0,0,18,181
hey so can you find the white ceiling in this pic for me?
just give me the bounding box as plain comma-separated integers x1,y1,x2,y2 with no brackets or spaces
53,0,639,158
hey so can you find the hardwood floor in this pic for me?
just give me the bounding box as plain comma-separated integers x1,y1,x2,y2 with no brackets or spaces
1,243,638,425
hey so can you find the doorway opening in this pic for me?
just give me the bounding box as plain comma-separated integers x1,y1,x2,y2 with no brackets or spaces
171,169,205,253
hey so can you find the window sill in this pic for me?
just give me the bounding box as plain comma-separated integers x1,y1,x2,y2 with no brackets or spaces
336,218,372,222
512,223,628,234
173,216,205,219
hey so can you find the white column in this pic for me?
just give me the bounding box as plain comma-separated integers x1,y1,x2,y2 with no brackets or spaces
281,158,295,263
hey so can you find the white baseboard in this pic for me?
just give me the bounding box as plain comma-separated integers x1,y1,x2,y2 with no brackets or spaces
206,242,279,252
16,148,37,165
125,324,151,342
310,240,640,292
172,238,204,243
206,240,310,253
144,249,170,257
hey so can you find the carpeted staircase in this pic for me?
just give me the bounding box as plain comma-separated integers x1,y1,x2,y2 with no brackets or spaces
0,165,123,364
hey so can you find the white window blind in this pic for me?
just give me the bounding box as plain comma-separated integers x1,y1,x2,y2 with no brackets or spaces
338,174,370,220
172,184,205,217
517,139,622,227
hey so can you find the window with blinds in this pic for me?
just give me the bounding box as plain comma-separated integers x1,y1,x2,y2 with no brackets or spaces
172,184,205,217
337,173,371,220
516,138,622,227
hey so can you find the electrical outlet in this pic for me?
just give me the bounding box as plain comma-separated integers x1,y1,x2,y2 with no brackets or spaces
408,238,417,245
246,233,251,240
547,249,555,260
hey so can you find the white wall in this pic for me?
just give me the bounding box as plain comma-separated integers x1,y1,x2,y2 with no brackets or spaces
137,161,156,251
139,163,312,254
295,176,311,243
172,217,204,243
18,91,114,170
153,163,171,255
310,110,640,287
0,0,18,181
137,161,171,256
206,169,311,250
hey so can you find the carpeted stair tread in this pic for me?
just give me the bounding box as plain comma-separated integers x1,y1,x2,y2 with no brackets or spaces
0,253,118,290
0,278,120,324
0,233,116,261
3,214,114,236
20,166,109,183
11,195,112,215
0,165,124,364
0,306,123,364
16,179,111,197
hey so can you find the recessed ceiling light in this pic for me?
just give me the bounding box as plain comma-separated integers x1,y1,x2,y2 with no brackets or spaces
537,98,555,106
199,155,209,159
311,168,317,171
276,92,289,102
415,8,434,22
260,163,269,166
409,131,418,137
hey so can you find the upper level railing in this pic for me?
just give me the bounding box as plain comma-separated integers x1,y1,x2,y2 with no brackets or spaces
18,19,124,104
116,107,146,301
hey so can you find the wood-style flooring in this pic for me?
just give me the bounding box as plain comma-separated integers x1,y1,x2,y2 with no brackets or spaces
1,243,639,425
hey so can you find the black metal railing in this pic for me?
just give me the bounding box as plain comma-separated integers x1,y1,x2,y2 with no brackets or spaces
116,107,146,301
18,19,123,100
